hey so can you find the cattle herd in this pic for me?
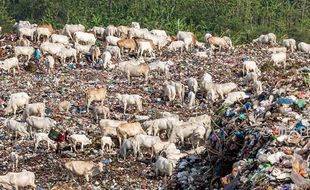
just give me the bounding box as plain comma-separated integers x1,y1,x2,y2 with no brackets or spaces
0,20,309,189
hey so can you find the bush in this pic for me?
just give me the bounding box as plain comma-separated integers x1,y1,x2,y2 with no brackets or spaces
0,3,14,33
3,0,310,44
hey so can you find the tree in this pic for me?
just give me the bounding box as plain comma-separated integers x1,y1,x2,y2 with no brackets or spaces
0,1,14,33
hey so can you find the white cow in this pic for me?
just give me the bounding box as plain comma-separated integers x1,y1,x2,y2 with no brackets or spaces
0,170,36,190
50,34,69,45
74,31,96,45
0,57,20,75
68,134,91,152
5,92,30,115
63,24,85,40
14,46,34,62
33,132,57,151
155,156,174,176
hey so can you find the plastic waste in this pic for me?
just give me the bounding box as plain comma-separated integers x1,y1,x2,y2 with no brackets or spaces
224,108,235,117
211,133,217,142
235,131,245,139
276,98,295,105
155,98,161,104
243,102,251,111
295,120,307,134
68,63,76,69
102,159,110,166
239,113,246,121
263,163,272,168
296,99,305,108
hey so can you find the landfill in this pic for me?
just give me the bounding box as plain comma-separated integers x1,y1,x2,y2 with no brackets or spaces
0,32,309,190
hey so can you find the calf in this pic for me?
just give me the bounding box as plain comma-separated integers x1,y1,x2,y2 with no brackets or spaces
33,132,57,151
43,55,55,74
187,77,198,93
188,91,196,109
190,125,206,149
90,45,101,64
10,152,19,171
101,51,112,69
68,134,91,152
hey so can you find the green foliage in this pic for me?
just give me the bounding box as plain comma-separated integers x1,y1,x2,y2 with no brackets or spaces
0,1,14,33
1,0,310,44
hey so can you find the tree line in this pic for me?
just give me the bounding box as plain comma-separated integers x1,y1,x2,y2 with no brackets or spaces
0,0,309,44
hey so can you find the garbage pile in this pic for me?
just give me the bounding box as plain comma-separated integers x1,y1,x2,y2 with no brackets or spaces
167,46,310,189
0,31,309,190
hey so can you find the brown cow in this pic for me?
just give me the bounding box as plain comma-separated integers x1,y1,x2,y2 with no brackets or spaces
86,87,107,112
117,39,136,55
37,24,54,34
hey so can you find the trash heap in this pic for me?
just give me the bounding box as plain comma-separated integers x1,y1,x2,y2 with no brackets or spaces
168,90,310,189
0,33,309,189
